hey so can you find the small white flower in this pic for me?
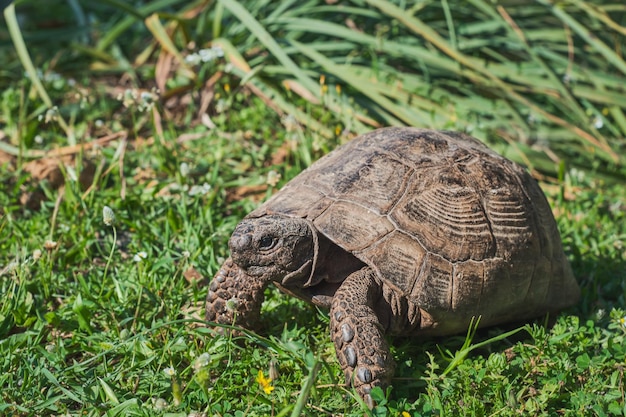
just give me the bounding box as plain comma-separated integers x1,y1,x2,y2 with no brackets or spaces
179,162,190,178
185,53,202,66
182,250,190,259
118,89,137,108
137,90,157,112
188,182,211,197
163,367,176,377
215,99,228,113
281,114,298,132
32,249,42,261
593,116,603,129
103,206,116,226
43,240,58,251
193,352,211,372
133,251,148,262
186,46,224,64
562,73,573,84
620,316,626,328
153,397,168,410
41,106,59,123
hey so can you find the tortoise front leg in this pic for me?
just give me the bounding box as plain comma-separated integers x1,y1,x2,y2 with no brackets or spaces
205,258,269,331
330,268,395,407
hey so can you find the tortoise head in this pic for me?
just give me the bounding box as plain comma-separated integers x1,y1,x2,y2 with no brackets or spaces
228,215,318,287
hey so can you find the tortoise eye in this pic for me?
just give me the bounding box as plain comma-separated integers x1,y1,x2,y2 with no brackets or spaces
259,235,276,249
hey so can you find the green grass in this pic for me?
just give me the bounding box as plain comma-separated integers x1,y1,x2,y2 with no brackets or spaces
1,0,626,416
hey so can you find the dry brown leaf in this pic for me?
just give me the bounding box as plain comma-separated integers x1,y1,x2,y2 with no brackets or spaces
271,140,294,166
226,184,268,203
282,79,320,104
183,266,205,284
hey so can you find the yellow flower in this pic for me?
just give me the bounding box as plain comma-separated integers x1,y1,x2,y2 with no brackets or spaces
401,412,411,417
256,370,275,394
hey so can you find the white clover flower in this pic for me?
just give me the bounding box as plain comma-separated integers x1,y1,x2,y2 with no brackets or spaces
118,89,137,108
152,397,168,410
281,114,298,132
593,116,604,129
186,46,224,64
137,90,158,112
40,106,59,123
133,251,148,262
193,352,211,372
185,53,202,66
103,206,116,226
215,99,228,113
182,250,190,259
188,182,211,197
42,70,62,83
43,240,58,251
179,162,190,178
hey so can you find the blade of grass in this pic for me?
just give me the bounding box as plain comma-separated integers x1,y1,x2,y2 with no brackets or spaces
144,13,195,80
95,0,191,52
4,3,75,145
537,0,626,77
213,37,336,136
289,358,322,417
364,0,619,163
219,0,321,99
440,317,527,377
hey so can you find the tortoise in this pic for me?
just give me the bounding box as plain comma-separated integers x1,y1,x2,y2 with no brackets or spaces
205,127,580,406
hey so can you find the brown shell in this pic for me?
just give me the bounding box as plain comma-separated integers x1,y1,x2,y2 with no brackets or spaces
247,127,579,333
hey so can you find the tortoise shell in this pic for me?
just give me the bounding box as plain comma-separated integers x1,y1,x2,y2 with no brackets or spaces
244,127,579,334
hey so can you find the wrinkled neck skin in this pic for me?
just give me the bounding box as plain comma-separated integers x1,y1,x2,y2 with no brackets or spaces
277,234,366,309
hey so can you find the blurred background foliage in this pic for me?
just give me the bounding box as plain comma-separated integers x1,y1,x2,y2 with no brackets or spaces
0,0,625,182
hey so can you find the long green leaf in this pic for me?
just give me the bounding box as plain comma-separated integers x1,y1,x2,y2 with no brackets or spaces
4,3,75,145
219,0,319,98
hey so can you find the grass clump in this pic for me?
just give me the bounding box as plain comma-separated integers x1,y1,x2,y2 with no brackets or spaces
0,0,625,416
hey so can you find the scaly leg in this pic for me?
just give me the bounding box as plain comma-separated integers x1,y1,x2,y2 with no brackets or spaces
205,258,269,331
330,268,395,407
